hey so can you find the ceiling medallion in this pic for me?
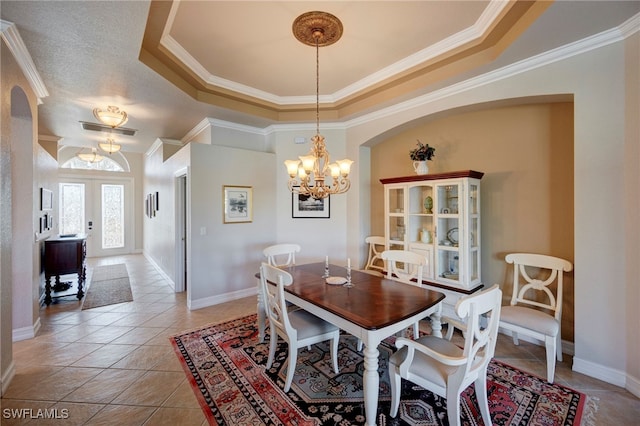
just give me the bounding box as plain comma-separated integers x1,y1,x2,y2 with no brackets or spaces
292,11,343,47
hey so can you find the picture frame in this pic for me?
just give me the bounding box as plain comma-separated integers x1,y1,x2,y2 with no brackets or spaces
292,188,330,219
223,185,253,223
41,188,53,211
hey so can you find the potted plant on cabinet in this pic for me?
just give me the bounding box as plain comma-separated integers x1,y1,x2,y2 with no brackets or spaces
409,140,435,175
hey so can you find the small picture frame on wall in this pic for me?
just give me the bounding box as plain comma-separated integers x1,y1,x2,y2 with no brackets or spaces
41,188,53,211
223,185,253,223
292,188,330,219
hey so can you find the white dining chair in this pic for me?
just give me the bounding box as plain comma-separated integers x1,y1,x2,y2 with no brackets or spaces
263,243,301,268
499,253,573,383
260,262,340,392
363,236,385,276
381,249,428,338
389,284,502,426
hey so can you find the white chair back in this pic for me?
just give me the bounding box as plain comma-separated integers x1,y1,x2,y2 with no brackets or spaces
263,243,301,268
260,262,295,338
506,253,573,322
381,249,426,285
364,236,385,273
457,284,502,380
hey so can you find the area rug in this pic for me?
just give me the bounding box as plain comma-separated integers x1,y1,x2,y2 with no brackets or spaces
170,314,595,425
81,264,133,309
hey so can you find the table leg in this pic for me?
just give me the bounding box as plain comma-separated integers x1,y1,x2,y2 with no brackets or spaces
363,341,381,426
76,267,85,300
256,278,266,343
430,304,443,338
44,275,52,306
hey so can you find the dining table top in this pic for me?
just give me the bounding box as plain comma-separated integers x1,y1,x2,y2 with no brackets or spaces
280,262,446,330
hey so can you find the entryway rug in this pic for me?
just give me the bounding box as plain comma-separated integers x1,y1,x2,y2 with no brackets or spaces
170,314,596,425
81,263,133,309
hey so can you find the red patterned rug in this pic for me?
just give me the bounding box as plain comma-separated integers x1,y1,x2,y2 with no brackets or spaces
170,314,595,425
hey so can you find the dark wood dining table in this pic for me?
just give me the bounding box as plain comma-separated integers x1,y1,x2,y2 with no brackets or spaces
256,262,446,426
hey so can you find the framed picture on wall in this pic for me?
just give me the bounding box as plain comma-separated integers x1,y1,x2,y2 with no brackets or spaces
292,187,330,219
41,188,53,211
223,185,253,223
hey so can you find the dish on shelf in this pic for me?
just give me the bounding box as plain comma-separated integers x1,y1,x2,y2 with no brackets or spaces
447,227,459,245
443,273,459,280
326,276,347,285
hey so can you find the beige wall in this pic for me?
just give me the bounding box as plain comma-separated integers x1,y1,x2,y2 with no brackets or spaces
0,39,39,394
370,102,575,340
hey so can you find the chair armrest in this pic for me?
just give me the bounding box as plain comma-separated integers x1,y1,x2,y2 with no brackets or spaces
395,337,467,367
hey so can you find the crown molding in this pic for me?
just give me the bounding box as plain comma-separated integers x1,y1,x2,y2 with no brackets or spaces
0,20,49,103
346,13,640,130
160,0,511,106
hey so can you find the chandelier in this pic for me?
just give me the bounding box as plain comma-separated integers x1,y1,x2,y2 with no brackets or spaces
93,105,128,128
98,137,121,154
284,11,353,200
77,147,103,163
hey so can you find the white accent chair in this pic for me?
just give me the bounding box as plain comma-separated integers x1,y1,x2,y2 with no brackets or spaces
260,262,340,392
363,236,385,276
263,243,301,267
258,244,302,342
389,284,502,426
499,253,573,383
381,249,428,338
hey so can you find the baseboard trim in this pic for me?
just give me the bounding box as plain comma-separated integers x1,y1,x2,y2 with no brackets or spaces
626,373,640,398
12,317,41,342
142,252,175,290
189,287,257,311
573,356,627,387
1,360,16,396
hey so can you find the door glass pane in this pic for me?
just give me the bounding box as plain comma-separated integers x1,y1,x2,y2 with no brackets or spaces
102,184,124,249
59,183,85,235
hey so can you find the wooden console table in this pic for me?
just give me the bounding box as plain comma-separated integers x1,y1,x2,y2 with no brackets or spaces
44,234,87,306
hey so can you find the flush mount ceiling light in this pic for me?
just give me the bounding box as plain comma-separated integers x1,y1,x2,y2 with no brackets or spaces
284,11,353,200
98,137,121,154
77,147,103,163
93,105,128,128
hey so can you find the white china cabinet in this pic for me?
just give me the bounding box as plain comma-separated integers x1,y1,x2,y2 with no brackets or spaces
380,170,484,321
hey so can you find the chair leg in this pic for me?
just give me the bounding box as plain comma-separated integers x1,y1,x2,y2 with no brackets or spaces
545,335,557,383
357,339,363,351
389,368,401,417
330,333,339,374
413,322,420,339
284,344,297,392
266,326,277,369
512,331,520,345
475,373,492,426
556,331,563,362
446,385,462,426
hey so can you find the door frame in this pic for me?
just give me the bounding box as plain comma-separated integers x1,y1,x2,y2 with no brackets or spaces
59,173,135,257
174,167,189,293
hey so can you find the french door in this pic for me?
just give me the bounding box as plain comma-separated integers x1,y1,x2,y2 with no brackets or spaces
59,177,133,257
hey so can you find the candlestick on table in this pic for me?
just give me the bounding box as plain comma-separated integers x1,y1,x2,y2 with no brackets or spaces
345,258,353,287
323,256,330,278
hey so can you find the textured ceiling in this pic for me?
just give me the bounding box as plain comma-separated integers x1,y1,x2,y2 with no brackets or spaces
1,1,638,153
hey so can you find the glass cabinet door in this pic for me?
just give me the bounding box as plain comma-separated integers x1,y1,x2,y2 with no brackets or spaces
386,186,406,246
435,183,461,284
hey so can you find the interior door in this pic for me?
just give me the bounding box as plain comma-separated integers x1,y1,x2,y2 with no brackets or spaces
59,177,133,257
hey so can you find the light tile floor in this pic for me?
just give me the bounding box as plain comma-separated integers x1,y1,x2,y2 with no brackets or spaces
1,254,638,425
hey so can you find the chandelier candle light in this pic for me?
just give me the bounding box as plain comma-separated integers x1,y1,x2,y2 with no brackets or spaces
285,11,353,200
